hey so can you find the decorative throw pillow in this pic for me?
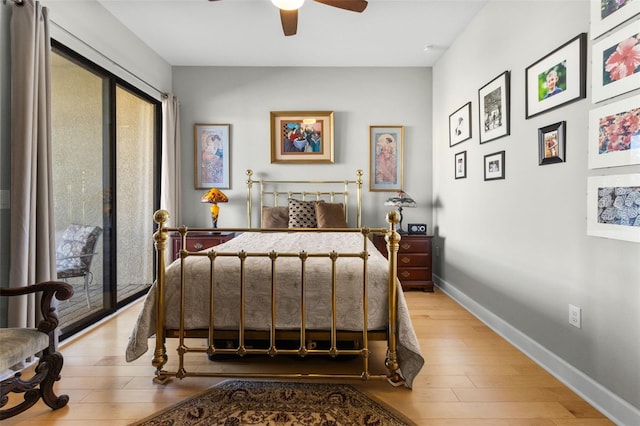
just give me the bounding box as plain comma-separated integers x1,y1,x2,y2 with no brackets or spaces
315,202,348,228
262,206,289,228
288,199,317,228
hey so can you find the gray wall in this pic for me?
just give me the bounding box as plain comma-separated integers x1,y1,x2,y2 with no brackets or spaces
432,1,639,423
173,66,433,230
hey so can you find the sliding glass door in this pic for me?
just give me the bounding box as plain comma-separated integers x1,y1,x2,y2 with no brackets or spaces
50,43,159,337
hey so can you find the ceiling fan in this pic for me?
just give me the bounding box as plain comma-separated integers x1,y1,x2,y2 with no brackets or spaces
208,0,368,36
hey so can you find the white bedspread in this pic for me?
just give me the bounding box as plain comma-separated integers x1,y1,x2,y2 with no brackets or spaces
125,232,424,387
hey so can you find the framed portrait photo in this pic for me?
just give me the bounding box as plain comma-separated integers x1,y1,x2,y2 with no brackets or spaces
194,123,230,189
592,23,640,103
478,71,510,144
449,102,472,147
454,151,467,179
590,0,640,40
270,111,334,163
587,174,640,243
369,125,404,192
484,150,505,181
538,121,566,165
525,33,587,119
588,95,640,169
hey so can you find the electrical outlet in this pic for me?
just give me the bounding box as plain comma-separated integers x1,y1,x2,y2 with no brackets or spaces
569,304,581,328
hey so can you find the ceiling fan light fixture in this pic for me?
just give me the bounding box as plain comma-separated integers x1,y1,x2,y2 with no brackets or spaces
271,0,304,10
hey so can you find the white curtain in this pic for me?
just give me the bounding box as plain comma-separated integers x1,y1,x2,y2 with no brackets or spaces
160,94,182,227
8,0,55,328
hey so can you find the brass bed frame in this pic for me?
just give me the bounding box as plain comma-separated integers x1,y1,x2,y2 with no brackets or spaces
150,169,403,385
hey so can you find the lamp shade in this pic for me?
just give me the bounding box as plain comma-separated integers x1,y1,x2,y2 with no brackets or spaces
384,191,416,208
201,188,228,204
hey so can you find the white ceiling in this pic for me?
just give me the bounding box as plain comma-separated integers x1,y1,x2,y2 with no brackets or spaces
96,0,488,67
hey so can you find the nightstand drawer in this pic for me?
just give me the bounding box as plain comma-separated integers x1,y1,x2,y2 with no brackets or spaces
398,267,430,281
398,253,429,267
398,239,430,253
170,232,235,261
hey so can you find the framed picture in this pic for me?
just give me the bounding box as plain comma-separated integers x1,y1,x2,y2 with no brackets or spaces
270,111,334,163
484,150,505,181
449,102,472,147
194,123,230,189
478,71,510,144
587,174,640,243
538,121,566,165
454,151,467,179
369,125,404,191
589,95,640,169
592,23,640,103
590,0,640,40
525,33,587,119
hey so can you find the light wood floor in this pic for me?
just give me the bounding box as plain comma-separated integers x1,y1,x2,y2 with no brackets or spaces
3,289,614,425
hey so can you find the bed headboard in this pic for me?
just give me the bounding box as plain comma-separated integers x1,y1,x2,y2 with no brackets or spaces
246,169,364,228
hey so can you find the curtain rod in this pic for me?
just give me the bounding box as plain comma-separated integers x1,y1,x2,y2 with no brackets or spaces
49,19,168,99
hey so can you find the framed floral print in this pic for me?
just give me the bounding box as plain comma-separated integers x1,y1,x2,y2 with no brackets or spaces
591,22,640,103
538,121,566,165
525,33,587,118
270,111,334,163
478,71,510,144
587,174,640,243
590,0,640,40
194,123,230,189
484,150,505,181
369,125,404,191
449,102,472,147
588,95,640,169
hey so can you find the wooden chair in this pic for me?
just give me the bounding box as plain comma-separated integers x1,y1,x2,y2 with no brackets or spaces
0,281,73,420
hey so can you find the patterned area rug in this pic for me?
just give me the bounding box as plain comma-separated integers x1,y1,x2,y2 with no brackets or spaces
131,380,415,425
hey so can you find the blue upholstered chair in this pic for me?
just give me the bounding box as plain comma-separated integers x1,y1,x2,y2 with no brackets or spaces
55,224,102,309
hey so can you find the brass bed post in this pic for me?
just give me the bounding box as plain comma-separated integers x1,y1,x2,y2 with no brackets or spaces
384,210,403,384
152,210,169,383
246,169,254,228
356,169,363,228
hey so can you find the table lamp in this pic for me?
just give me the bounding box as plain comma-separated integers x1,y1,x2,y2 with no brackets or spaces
201,188,228,228
384,191,416,234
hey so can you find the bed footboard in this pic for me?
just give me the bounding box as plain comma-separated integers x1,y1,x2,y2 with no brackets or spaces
149,209,405,386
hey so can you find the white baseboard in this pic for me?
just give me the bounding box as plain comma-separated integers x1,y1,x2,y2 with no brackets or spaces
434,274,640,426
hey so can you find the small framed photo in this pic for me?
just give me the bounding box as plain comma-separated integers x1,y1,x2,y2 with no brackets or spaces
449,102,472,147
590,0,640,40
454,151,467,179
592,24,640,103
538,121,566,165
525,33,587,119
270,111,334,163
588,95,640,169
194,123,230,189
369,125,404,192
479,71,510,144
587,174,640,243
484,150,505,181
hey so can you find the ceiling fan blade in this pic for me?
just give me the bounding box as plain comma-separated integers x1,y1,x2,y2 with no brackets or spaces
313,0,368,13
280,9,298,36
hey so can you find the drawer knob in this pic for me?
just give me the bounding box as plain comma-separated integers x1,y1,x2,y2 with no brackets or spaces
401,243,411,250
401,257,410,264
194,243,204,250
400,271,410,278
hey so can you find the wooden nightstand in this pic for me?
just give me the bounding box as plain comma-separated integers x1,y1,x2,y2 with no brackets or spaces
169,231,235,261
373,233,434,292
